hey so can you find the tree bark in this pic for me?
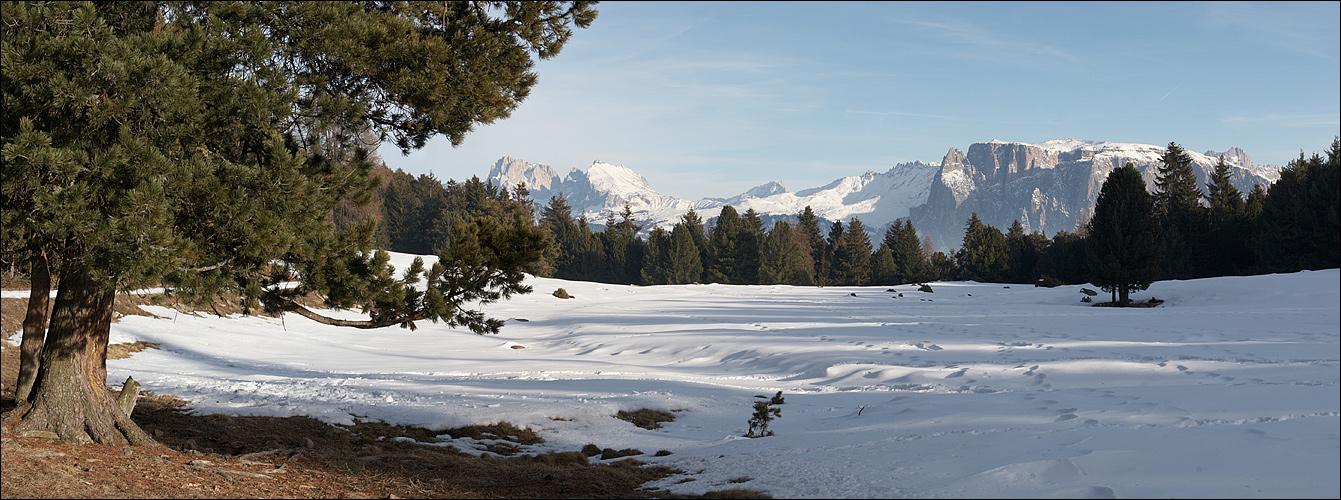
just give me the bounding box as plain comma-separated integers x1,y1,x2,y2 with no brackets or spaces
2,264,160,447
15,250,52,402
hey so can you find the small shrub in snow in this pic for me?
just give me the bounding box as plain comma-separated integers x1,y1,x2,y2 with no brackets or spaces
553,288,574,299
745,399,782,438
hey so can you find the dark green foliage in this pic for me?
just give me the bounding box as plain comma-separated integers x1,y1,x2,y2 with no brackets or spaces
640,226,672,285
0,0,595,444
880,219,930,285
758,221,814,285
1086,163,1160,305
540,194,580,278
1004,220,1049,284
679,209,712,282
956,213,1009,283
745,400,782,438
668,222,705,284
769,391,785,405
601,204,645,284
707,205,760,284
1153,142,1208,279
1203,156,1254,275
872,244,898,285
834,218,873,285
795,207,827,286
1039,230,1088,285
1253,138,1340,272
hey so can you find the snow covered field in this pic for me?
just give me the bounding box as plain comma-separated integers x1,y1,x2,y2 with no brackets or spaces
18,254,1337,498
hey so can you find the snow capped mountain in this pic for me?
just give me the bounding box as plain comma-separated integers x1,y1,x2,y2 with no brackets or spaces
485,139,1281,247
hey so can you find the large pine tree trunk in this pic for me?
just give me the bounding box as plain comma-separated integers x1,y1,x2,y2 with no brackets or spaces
15,251,51,402
3,265,159,447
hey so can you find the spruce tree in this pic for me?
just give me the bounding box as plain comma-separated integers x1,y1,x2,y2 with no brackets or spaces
826,221,848,285
707,206,742,283
668,223,704,284
1253,139,1341,271
796,207,827,286
872,244,898,285
679,208,711,282
957,213,1008,283
758,221,814,286
640,226,672,285
839,218,874,286
1153,142,1207,279
0,0,596,445
541,194,580,279
1204,156,1251,275
1086,163,1161,304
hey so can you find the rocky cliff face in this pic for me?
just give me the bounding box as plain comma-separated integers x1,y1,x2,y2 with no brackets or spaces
485,139,1281,249
909,140,1278,251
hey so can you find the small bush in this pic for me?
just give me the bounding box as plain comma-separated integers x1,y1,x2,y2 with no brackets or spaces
615,408,676,430
745,400,781,438
553,288,573,299
1035,275,1063,288
600,448,643,460
654,449,673,457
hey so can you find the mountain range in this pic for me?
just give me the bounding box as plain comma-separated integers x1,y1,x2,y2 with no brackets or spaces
486,139,1281,252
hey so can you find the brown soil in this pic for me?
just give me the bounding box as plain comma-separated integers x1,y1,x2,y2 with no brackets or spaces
0,293,769,499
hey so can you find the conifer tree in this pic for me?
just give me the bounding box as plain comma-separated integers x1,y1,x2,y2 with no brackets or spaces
839,218,874,286
540,194,580,279
667,223,704,284
1204,156,1251,275
826,221,848,285
871,244,898,285
640,226,672,285
1086,163,1160,304
707,206,742,283
1153,142,1207,279
1253,138,1341,271
0,0,596,445
884,219,929,284
956,213,1008,283
796,207,827,286
679,209,711,282
758,221,814,286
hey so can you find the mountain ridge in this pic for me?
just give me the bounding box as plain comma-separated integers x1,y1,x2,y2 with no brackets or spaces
486,139,1281,251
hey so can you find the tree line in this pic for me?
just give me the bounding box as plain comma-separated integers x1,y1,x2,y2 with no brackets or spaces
348,138,1338,294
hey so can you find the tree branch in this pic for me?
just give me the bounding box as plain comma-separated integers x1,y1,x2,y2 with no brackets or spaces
260,291,421,329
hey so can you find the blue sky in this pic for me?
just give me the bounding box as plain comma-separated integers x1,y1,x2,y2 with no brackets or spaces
378,1,1341,200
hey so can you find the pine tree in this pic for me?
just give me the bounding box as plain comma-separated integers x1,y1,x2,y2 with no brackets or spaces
957,213,1008,283
758,221,815,286
796,206,827,286
0,0,596,445
707,206,742,283
1153,142,1207,279
541,194,580,279
839,218,874,286
1204,156,1251,275
679,208,711,282
667,223,704,284
1086,163,1161,304
826,221,848,285
1253,138,1341,271
871,244,898,285
640,226,672,285
884,219,929,284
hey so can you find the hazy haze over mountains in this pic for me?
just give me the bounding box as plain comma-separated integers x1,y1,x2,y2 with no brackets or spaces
488,139,1280,251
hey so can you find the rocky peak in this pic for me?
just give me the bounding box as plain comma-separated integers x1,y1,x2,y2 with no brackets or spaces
488,156,559,191
1204,147,1254,170
966,141,1057,182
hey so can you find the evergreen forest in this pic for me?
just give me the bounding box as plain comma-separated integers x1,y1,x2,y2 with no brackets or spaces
336,138,1340,289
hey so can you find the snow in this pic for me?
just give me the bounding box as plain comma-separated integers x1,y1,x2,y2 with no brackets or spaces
21,257,1336,498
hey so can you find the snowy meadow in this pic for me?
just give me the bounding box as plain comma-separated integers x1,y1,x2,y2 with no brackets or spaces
14,252,1337,498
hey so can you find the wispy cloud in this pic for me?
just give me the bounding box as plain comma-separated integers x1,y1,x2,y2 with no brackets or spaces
845,109,958,120
1198,3,1340,59
1221,114,1341,127
890,18,1087,71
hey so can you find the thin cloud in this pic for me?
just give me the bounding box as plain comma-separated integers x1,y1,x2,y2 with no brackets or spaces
845,109,958,120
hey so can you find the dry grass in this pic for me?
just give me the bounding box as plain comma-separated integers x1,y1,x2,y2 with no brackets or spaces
616,408,678,430
0,293,773,499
